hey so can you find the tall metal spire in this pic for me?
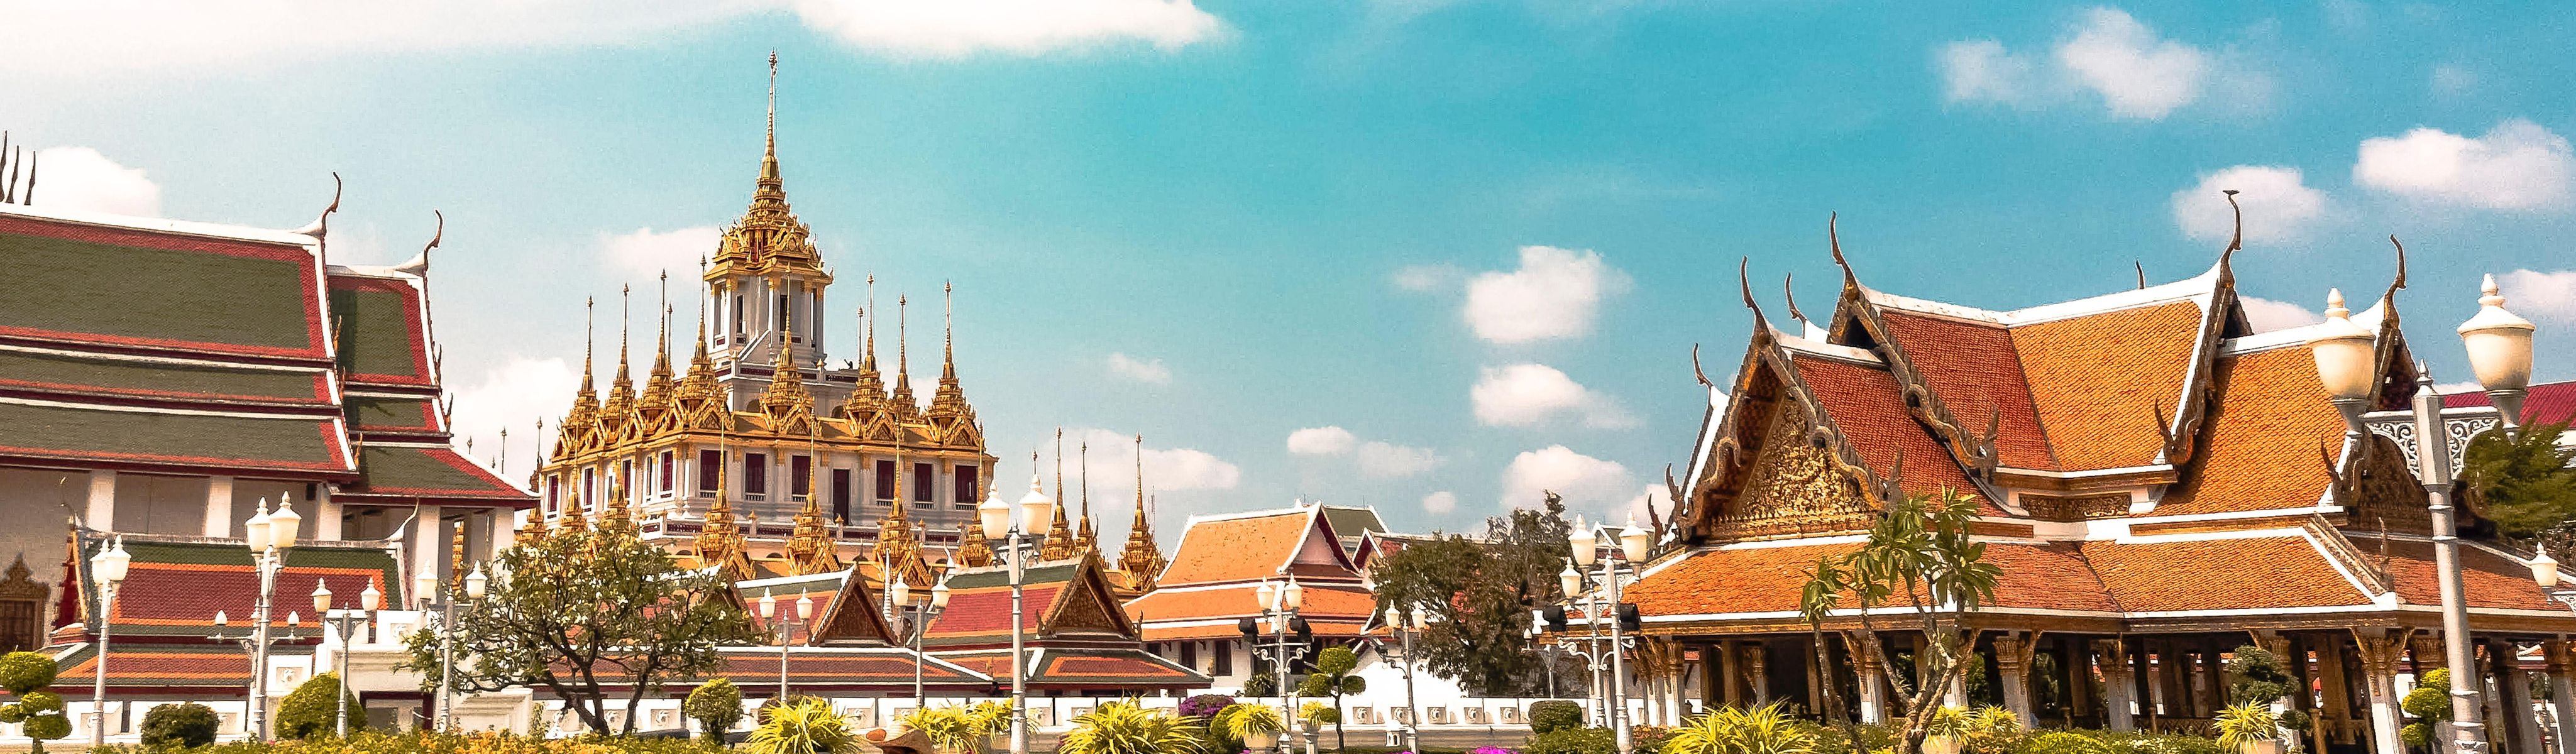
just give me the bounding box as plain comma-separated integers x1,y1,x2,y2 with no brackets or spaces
762,50,780,185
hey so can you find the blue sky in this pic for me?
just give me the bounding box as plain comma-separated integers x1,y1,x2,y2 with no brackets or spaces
7,1,2576,540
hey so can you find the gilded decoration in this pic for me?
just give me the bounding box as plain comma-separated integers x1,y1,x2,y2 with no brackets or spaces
1707,400,1874,542
2341,435,2431,535
2020,493,2128,522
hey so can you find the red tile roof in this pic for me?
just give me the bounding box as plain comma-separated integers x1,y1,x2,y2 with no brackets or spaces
2009,301,2205,471
1127,582,1378,640
2446,380,2576,427
1158,511,1318,586
2077,534,2369,612
1875,312,2056,470
2372,538,2560,612
1790,356,1986,503
2152,347,2347,515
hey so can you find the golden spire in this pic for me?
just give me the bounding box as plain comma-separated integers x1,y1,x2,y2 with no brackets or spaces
676,259,722,425
600,477,634,536
1075,440,1096,554
1040,429,1074,560
712,51,825,277
759,278,816,430
927,280,974,429
1119,433,1166,592
957,519,994,568
558,297,600,457
640,273,678,427
840,276,888,422
888,294,918,418
874,481,927,586
518,504,549,543
785,494,840,576
600,285,637,437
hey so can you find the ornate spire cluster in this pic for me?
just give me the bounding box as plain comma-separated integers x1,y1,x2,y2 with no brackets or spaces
598,286,639,439
888,295,919,420
925,282,979,442
1118,434,1167,592
758,280,820,435
554,298,602,460
637,275,679,432
1040,430,1076,560
1074,440,1096,554
709,52,827,281
872,492,931,587
784,496,841,576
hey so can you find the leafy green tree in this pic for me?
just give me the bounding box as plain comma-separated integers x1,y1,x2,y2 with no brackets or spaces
1298,647,1366,751
686,679,746,743
1370,493,1575,696
404,527,758,735
2463,421,2576,540
275,672,365,740
140,702,221,749
0,651,70,753
1800,489,2002,754
1241,671,1276,699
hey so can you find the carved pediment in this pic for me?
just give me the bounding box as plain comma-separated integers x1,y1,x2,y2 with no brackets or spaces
1703,400,1876,543
2342,434,2431,535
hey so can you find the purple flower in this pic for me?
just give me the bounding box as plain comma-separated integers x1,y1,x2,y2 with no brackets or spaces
1473,746,1519,754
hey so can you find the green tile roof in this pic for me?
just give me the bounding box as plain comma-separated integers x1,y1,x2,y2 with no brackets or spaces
0,219,322,358
339,444,527,501
0,347,328,405
0,400,346,473
348,395,436,432
327,280,427,384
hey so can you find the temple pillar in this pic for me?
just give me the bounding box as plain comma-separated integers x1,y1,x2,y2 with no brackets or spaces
2317,637,2355,750
2493,639,2541,754
1850,633,1888,724
85,471,115,531
1995,632,2037,724
1718,640,1742,708
2354,629,2409,754
204,476,234,537
411,505,443,583
2143,638,2170,724
2548,641,2576,754
2096,639,2138,733
312,487,342,541
2189,643,2215,718
1807,636,1827,718
1744,643,1771,706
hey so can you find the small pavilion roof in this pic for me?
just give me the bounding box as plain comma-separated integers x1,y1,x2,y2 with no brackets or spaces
65,533,404,639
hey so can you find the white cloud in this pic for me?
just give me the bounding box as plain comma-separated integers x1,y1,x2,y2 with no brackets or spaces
788,0,1223,58
1500,445,1634,514
1463,246,1631,344
2056,8,2211,119
1286,427,1357,456
2238,295,2323,332
1391,263,1463,292
0,0,1219,75
599,226,720,279
1356,441,1441,479
2430,64,2476,97
2499,270,2576,322
448,356,584,479
1106,352,1174,385
1421,491,1458,515
1937,40,2042,107
2354,119,2576,211
23,147,162,217
1471,363,1638,429
2171,166,2328,244
1935,6,2260,121
1056,427,1242,503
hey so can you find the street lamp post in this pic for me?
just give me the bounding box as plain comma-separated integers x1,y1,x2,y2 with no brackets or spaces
889,577,951,708
2307,275,2538,754
1562,516,1649,754
979,471,1057,754
315,579,385,738
1383,604,1429,753
415,565,488,731
758,589,816,702
88,537,129,746
1246,578,1309,754
233,497,302,740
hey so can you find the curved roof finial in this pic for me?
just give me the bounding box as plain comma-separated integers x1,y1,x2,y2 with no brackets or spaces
1692,343,1714,387
2382,235,2408,305
1828,212,1855,283
394,209,441,276
1737,256,1767,325
1783,272,1807,324
294,173,343,238
2135,261,2147,290
2221,189,2242,264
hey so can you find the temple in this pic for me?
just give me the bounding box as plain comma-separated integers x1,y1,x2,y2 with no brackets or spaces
1125,503,1381,693
1590,219,2576,754
532,57,999,581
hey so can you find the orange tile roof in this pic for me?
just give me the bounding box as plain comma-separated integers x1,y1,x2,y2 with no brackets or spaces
1876,312,2057,470
2009,300,2205,471
2152,347,2346,516
2078,534,2369,612
1625,540,2116,618
1791,356,1986,504
2370,538,2559,611
1127,582,1379,626
1158,511,1318,586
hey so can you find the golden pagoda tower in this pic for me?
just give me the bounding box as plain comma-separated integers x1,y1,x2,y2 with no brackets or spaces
636,274,678,434
784,496,840,576
600,479,634,536
888,296,918,419
758,282,818,435
1118,434,1167,592
957,520,994,568
925,282,978,442
839,278,888,425
1074,440,1096,554
554,298,600,459
674,263,724,429
597,285,637,441
695,478,752,580
1039,430,1075,560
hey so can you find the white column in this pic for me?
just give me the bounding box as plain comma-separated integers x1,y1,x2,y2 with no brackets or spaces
2548,641,2576,754
1996,633,2037,724
85,471,116,530
2498,640,2543,754
1849,634,1887,724
2096,640,2138,733
204,476,234,537
411,505,443,582
493,510,519,553
313,487,343,541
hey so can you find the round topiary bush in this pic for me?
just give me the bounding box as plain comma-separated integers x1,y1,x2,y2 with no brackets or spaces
1524,726,1616,754
685,679,746,741
141,702,221,749
2017,731,2113,754
0,650,67,753
1529,700,1585,734
273,672,365,740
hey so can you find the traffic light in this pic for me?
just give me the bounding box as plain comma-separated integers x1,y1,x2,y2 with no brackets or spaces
1616,603,1641,633
1238,617,1259,645
1541,606,1568,632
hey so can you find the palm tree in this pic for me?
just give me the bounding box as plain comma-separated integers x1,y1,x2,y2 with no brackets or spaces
1059,701,1207,754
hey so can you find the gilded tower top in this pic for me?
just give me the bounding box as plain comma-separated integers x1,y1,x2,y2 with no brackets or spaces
709,52,829,285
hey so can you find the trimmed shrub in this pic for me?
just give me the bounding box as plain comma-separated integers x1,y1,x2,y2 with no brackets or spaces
0,650,69,753
140,702,221,750
2015,731,2112,754
685,679,746,741
1529,701,1586,735
275,672,366,740
1526,727,1619,754
746,697,861,754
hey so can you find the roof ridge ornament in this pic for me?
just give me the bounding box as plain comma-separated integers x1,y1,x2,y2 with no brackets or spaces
294,173,343,239
1783,273,1807,325
394,209,440,276
2382,235,2408,307
1691,343,1714,387
2221,189,2242,265
1829,212,1858,287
